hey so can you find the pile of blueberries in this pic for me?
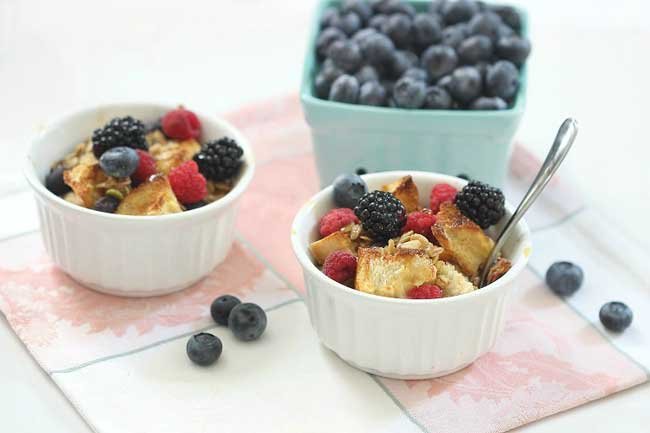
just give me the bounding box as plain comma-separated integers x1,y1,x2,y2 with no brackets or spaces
314,0,531,110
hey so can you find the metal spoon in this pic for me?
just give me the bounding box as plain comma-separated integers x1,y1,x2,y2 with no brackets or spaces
479,118,579,288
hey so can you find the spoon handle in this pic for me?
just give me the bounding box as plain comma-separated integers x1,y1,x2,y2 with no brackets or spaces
479,118,579,287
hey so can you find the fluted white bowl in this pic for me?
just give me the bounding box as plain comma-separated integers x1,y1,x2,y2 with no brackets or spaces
291,171,531,379
24,103,255,297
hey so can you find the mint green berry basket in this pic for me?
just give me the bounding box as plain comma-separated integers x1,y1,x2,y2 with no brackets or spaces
300,0,528,187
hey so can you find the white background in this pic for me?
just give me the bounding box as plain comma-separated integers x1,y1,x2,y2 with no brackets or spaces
1,0,649,431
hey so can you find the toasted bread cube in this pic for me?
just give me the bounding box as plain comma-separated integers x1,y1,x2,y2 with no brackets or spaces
355,247,436,298
487,257,512,284
381,175,419,213
63,163,109,208
117,176,182,216
431,202,494,279
435,261,477,297
309,231,357,265
150,139,201,174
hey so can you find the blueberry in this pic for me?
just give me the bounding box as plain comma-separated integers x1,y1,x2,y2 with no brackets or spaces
441,0,479,25
368,14,388,31
327,40,363,73
402,67,427,82
470,96,507,110
93,195,120,213
351,28,377,45
381,13,413,48
545,261,584,296
457,173,471,180
186,333,223,366
333,173,368,208
228,303,267,341
315,59,344,98
320,8,340,28
359,81,387,106
342,0,373,23
436,74,453,89
423,85,452,109
373,0,415,17
599,302,633,333
441,23,468,48
467,12,503,42
393,76,426,109
498,24,515,38
355,167,368,175
184,200,207,210
448,66,482,104
412,13,442,47
45,166,71,196
355,65,380,84
331,11,362,36
210,295,242,325
380,79,395,96
496,36,531,67
490,5,521,32
486,60,519,100
329,74,360,103
390,49,418,78
316,27,347,60
457,35,493,64
99,146,139,178
360,32,395,65
421,45,458,80
428,0,446,14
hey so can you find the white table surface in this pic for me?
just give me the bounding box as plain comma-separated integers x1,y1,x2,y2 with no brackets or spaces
1,0,648,431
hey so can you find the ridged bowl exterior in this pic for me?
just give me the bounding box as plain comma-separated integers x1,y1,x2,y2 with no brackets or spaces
300,0,528,188
24,103,255,297
291,171,531,379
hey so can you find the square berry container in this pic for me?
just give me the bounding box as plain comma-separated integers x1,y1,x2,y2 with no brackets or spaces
23,103,255,297
300,0,528,187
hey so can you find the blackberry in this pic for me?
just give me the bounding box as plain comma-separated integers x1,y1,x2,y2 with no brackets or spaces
455,180,505,228
354,191,406,240
193,137,243,182
91,116,147,158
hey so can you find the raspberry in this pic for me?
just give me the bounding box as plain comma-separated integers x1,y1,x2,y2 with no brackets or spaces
322,250,357,284
162,108,201,140
319,208,359,237
430,183,457,213
402,210,437,239
407,284,444,299
132,149,157,184
169,160,207,204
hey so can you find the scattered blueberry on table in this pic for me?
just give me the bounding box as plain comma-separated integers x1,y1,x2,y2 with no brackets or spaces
186,332,223,366
229,303,268,342
210,295,242,326
314,0,531,109
599,301,633,333
545,261,584,297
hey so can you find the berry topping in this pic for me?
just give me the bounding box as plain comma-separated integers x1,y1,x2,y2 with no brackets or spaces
169,160,207,205
402,210,437,240
333,173,368,208
99,146,139,178
323,250,358,283
545,261,584,296
93,195,121,213
407,284,444,299
92,116,147,158
429,183,457,213
132,149,157,184
193,137,243,182
455,180,505,228
355,190,406,240
161,108,201,140
186,332,222,366
184,200,207,211
599,302,633,333
210,295,242,326
228,303,267,341
319,208,360,237
45,166,71,196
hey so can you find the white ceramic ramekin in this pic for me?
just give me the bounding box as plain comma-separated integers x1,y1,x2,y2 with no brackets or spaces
291,171,531,379
24,103,255,297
